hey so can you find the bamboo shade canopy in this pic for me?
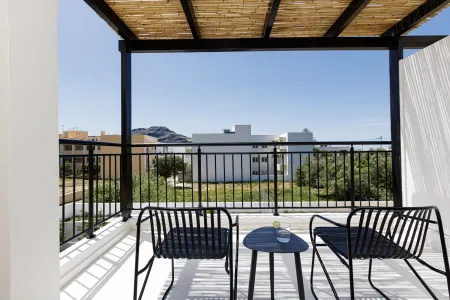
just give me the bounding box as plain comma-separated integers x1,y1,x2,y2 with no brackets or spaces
103,0,448,39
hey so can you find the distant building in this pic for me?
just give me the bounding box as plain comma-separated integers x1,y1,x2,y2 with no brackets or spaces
191,125,314,182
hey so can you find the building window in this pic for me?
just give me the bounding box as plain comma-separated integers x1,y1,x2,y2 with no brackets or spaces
261,157,268,163
64,145,72,151
252,157,259,163
261,145,267,148
252,171,259,175
75,145,84,151
252,145,258,148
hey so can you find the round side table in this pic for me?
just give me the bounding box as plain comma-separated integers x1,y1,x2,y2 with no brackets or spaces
243,226,309,300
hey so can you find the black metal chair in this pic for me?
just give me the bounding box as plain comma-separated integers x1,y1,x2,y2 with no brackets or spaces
134,206,239,300
310,206,450,300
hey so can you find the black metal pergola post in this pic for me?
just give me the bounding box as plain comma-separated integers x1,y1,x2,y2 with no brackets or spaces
120,42,133,220
389,39,404,207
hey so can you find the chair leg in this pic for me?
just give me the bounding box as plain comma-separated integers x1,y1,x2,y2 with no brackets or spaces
310,235,340,300
368,259,390,299
405,259,440,300
162,259,175,300
349,259,355,300
134,255,155,300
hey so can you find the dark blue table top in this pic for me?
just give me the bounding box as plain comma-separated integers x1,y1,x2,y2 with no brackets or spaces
243,226,309,253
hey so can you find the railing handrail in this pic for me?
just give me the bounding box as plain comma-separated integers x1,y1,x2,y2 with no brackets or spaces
130,141,392,148
59,138,120,147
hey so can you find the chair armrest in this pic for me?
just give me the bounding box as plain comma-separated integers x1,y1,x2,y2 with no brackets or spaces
232,215,239,227
310,214,346,242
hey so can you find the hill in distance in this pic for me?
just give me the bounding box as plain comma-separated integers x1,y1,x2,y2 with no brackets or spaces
132,126,190,143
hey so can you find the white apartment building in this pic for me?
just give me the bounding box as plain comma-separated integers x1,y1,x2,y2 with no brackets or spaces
192,125,313,182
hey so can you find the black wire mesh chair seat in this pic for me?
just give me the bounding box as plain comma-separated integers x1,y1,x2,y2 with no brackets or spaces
157,227,230,259
133,206,239,300
310,206,450,300
314,227,413,259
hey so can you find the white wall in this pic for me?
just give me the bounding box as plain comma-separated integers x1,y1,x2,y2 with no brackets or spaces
0,0,60,299
401,36,450,248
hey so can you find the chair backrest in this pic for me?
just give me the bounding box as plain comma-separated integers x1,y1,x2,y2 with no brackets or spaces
137,206,233,259
347,206,438,259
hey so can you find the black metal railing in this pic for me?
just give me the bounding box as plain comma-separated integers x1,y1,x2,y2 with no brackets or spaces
129,141,393,214
59,139,121,247
59,139,393,247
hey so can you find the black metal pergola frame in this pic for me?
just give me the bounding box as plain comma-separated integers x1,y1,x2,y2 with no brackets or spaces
83,0,449,220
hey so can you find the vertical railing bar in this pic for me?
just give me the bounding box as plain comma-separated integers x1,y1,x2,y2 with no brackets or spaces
197,148,202,209
206,154,209,208
282,153,285,208
96,155,99,225
317,152,320,208
223,154,226,208
267,153,270,211
350,145,355,210
385,151,388,206
191,154,194,207
367,152,370,207
334,152,337,207
82,155,85,232
215,154,218,207
165,154,168,208
241,153,244,208
232,154,235,208
258,154,261,208
325,153,328,208
343,152,346,207
182,154,185,208
87,146,95,238
173,154,177,208
308,153,311,207
376,152,379,207
156,155,159,207
291,153,294,208
72,155,76,238
61,156,66,241
139,155,142,208
249,154,252,208
359,152,362,207
109,155,112,217
300,154,303,207
102,154,106,221
273,147,278,215
147,154,151,205
114,155,117,215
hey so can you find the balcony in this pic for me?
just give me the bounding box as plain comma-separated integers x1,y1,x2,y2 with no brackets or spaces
59,213,450,300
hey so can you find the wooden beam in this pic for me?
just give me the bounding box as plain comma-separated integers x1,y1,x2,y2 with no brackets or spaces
122,36,447,53
180,0,201,39
84,0,137,40
324,0,372,37
262,0,282,38
381,0,450,36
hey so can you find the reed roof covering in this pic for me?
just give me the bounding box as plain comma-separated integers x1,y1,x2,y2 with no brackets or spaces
98,0,449,40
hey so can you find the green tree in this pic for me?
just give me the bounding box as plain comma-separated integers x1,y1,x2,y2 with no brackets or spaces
153,156,185,179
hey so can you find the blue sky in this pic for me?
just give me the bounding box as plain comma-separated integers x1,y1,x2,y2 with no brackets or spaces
58,1,450,141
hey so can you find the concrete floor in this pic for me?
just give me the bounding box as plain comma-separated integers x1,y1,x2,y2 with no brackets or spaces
60,225,450,300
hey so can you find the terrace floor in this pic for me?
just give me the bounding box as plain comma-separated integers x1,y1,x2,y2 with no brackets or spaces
60,215,450,300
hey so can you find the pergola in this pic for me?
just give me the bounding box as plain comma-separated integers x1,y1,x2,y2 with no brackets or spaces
84,0,449,218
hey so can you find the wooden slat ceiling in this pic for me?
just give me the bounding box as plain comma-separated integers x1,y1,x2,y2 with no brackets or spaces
103,0,448,39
